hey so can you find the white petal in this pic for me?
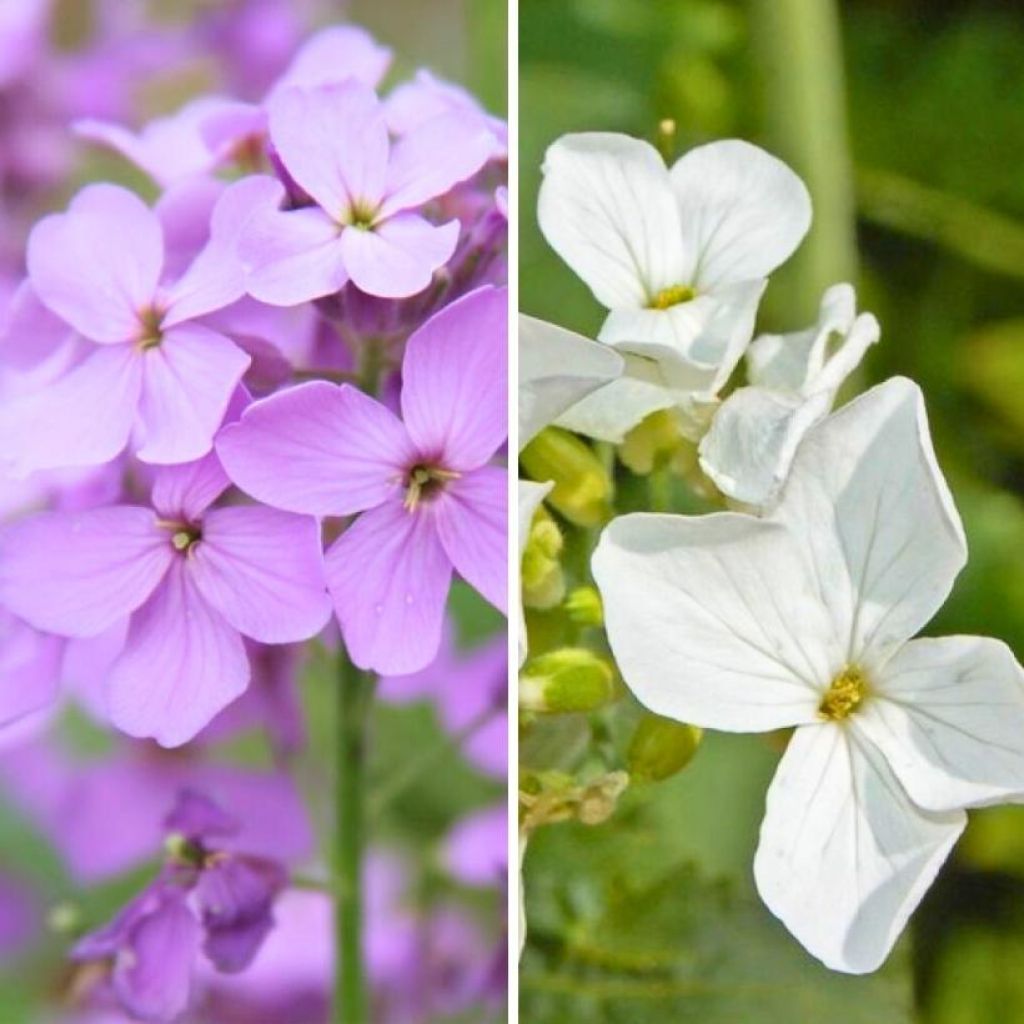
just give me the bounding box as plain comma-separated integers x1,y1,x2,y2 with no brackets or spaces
772,378,967,667
518,479,552,666
859,636,1024,812
699,386,832,509
670,139,811,290
599,278,764,395
755,724,964,973
518,315,623,450
538,133,687,309
747,283,879,398
592,513,837,731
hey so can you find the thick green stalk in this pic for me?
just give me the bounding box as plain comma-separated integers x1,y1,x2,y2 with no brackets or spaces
748,0,858,322
334,654,376,1023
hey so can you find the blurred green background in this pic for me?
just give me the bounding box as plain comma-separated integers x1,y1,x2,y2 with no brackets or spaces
520,1,1024,1022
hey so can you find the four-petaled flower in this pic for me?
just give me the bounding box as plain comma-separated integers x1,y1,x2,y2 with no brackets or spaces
594,377,1024,972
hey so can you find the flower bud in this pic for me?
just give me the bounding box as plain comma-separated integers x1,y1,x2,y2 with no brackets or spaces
563,585,603,628
618,409,691,476
577,770,629,825
521,506,565,609
520,427,612,528
519,648,615,713
627,714,703,782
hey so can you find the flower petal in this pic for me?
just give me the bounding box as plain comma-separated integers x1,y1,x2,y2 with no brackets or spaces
435,465,507,613
268,82,388,215
592,512,836,731
27,184,163,343
669,139,811,290
698,386,832,509
0,507,171,638
269,25,391,98
0,610,63,728
217,381,414,516
772,377,967,666
150,454,232,523
859,636,1024,812
518,315,623,451
0,344,141,477
107,564,249,747
241,189,348,307
538,133,687,309
339,212,458,299
190,506,331,644
379,112,494,217
754,724,964,973
325,500,452,675
134,324,250,465
401,286,507,469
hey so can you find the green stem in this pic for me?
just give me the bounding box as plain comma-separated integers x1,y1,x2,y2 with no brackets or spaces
334,653,376,1024
748,0,858,322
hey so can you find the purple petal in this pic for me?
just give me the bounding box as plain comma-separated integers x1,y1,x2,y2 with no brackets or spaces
107,564,249,747
434,466,507,613
0,279,73,375
113,889,200,1024
240,184,348,307
155,178,225,280
268,82,388,216
339,212,458,298
0,610,63,728
164,789,240,841
190,506,331,644
196,856,286,973
217,381,413,516
27,184,163,343
150,454,231,523
401,286,507,468
0,507,172,637
162,177,265,326
0,344,141,477
269,25,391,98
380,112,494,217
134,324,250,465
326,500,452,674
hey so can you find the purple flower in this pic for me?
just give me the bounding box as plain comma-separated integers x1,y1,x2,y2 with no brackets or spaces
0,608,63,730
444,804,507,888
238,80,495,304
0,452,331,745
217,285,507,673
0,182,256,475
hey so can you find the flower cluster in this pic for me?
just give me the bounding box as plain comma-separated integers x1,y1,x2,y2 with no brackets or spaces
0,9,506,1023
519,130,1024,973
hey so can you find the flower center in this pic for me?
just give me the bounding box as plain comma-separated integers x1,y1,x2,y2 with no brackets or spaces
404,464,460,511
648,284,696,310
343,199,379,231
818,665,869,721
137,306,165,350
157,519,203,555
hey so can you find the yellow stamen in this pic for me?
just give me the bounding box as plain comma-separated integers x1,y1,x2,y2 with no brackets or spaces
818,665,869,721
403,465,460,511
649,284,696,310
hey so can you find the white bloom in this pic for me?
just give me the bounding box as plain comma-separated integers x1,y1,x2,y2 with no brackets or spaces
538,133,811,440
699,283,880,508
593,377,1024,973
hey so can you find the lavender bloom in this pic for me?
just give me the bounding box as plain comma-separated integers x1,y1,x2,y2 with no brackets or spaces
238,80,495,303
217,285,507,673
0,182,256,475
0,452,331,745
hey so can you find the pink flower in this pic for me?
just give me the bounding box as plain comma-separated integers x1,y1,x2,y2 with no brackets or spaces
0,182,256,476
0,452,331,746
217,285,507,673
238,79,496,304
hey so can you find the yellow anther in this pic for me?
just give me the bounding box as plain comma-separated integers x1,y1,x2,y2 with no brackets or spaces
819,665,869,721
649,284,696,310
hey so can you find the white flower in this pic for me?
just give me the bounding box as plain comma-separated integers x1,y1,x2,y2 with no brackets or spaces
593,377,1024,973
538,133,811,440
699,283,880,508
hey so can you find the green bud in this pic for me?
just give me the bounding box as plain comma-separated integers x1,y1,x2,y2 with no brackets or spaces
47,902,82,936
627,714,702,782
520,427,612,528
618,409,689,476
563,585,603,628
519,648,616,713
521,506,565,609
164,831,204,867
